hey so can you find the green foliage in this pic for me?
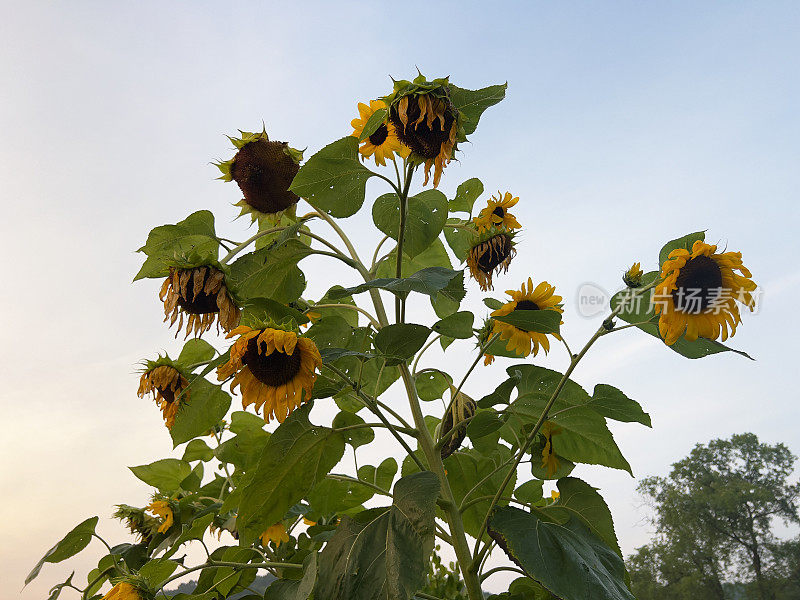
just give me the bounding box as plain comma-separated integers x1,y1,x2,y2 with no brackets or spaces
331,266,465,302
432,311,474,338
129,459,192,493
448,82,508,135
228,239,312,304
27,517,98,585
170,378,231,446
373,189,448,258
493,309,561,335
374,323,431,364
449,178,484,214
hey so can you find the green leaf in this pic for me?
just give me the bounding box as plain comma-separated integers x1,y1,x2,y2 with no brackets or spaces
26,517,98,585
307,477,373,516
129,459,192,493
588,384,651,427
449,178,484,214
484,298,504,310
265,553,317,600
139,558,179,587
443,218,478,262
315,472,440,600
240,297,309,329
134,210,219,280
333,411,374,449
163,513,215,559
414,369,452,402
432,311,474,338
488,507,634,600
228,239,312,304
289,137,375,218
330,267,464,301
375,238,454,279
170,378,231,446
467,409,505,440
493,309,561,335
230,410,268,434
544,477,621,556
46,572,75,600
448,82,507,136
372,190,448,258
215,427,270,472
358,457,398,492
513,480,544,505
373,323,431,365
237,404,345,545
314,285,360,327
182,439,214,462
176,339,217,369
658,231,705,267
320,347,376,363
358,108,388,141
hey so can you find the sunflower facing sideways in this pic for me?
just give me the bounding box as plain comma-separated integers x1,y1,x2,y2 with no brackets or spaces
137,361,189,429
654,240,757,346
466,229,517,291
160,264,240,338
260,523,290,548
147,499,175,534
491,277,563,357
101,583,144,600
350,99,410,166
217,325,322,423
473,192,522,233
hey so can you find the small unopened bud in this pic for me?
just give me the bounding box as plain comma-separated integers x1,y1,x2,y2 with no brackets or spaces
623,262,644,288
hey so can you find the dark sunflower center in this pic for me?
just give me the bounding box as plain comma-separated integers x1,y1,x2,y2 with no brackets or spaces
156,385,177,404
368,124,389,146
242,337,303,387
475,234,513,273
492,207,505,218
177,269,220,314
230,138,300,214
672,255,724,313
389,95,455,159
515,300,540,311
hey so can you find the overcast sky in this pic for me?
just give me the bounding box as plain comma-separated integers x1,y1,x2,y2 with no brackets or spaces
2,1,799,597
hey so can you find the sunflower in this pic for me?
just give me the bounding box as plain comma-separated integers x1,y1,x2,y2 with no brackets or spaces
550,490,560,501
491,278,563,357
160,265,240,338
385,75,461,187
147,500,174,534
114,504,159,542
350,100,410,166
101,583,143,600
654,240,756,346
137,364,188,429
217,325,322,423
541,421,563,478
439,388,476,459
260,523,290,547
466,230,517,291
215,129,303,221
623,262,644,288
473,192,522,233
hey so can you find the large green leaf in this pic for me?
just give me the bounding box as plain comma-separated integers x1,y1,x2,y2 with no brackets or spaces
176,339,217,369
265,553,317,600
237,404,345,545
330,267,465,302
432,311,474,339
139,557,179,586
215,427,270,472
239,297,309,329
307,477,373,516
658,231,705,267
373,190,448,258
373,323,431,365
26,517,98,585
449,83,508,136
449,178,484,214
228,239,311,304
129,459,192,492
134,210,219,280
315,472,439,600
488,507,633,600
170,378,231,446
493,310,561,335
358,458,398,493
333,411,375,449
182,439,214,462
414,369,452,402
587,384,651,427
289,136,375,218
443,218,478,262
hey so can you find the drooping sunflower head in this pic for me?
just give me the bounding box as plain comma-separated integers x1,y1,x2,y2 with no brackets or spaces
439,387,476,459
260,523,290,548
351,99,410,167
159,263,240,338
101,582,145,600
147,499,175,534
215,129,303,222
137,361,189,429
490,277,563,358
541,421,563,479
217,325,322,423
384,74,461,187
473,192,522,233
654,240,756,346
623,262,644,288
113,504,159,543
466,229,517,291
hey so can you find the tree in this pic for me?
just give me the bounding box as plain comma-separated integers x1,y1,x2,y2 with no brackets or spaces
637,433,799,600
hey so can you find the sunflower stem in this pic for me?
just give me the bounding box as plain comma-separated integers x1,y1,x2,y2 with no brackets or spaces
394,162,414,323
440,333,500,422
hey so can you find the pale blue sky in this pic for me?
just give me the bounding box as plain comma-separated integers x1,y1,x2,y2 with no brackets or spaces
2,1,799,596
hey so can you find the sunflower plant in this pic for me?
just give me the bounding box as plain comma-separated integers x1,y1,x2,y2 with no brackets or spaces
29,72,760,600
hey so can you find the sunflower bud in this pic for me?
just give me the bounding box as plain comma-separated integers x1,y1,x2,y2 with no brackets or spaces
100,582,146,600
439,387,476,459
622,262,644,288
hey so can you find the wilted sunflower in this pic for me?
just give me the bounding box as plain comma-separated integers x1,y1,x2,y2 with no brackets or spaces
491,278,563,357
385,75,461,187
541,421,562,478
473,192,522,233
350,100,410,166
260,523,290,547
466,230,517,291
215,129,303,221
655,240,756,346
147,500,174,534
217,325,322,423
439,387,476,459
114,504,159,543
137,363,188,429
160,265,240,338
101,583,143,600
623,262,644,287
